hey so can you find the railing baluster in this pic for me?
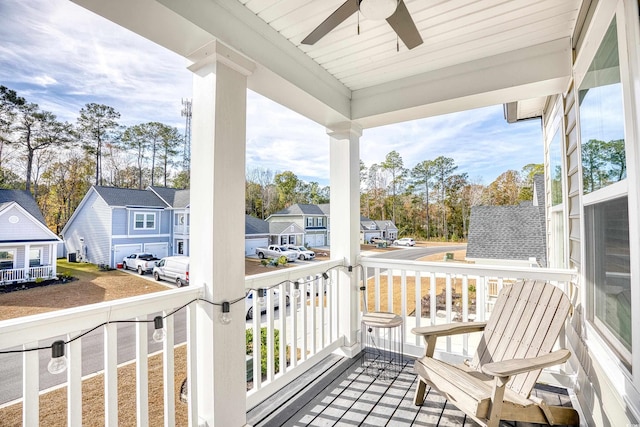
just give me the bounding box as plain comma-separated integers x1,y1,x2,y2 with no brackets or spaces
252,291,261,389
415,271,422,346
445,274,452,353
430,272,436,326
266,290,275,381
387,268,393,312
187,302,198,426
67,333,82,427
163,311,175,427
23,341,38,426
301,284,308,362
135,316,149,427
311,277,317,355
291,281,298,368
319,275,325,349
279,283,287,375
327,273,333,344
104,323,118,427
462,275,469,356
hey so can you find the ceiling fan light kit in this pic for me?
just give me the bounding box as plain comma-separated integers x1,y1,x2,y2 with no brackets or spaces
359,0,398,20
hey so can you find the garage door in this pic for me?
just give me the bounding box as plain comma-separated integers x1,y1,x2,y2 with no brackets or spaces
113,244,142,268
144,242,169,259
245,238,268,256
305,234,325,248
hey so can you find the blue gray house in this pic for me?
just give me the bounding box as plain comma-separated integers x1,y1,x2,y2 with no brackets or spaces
61,186,174,268
0,189,61,283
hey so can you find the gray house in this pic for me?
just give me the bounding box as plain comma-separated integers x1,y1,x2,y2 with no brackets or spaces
466,175,546,267
267,204,328,247
61,186,173,268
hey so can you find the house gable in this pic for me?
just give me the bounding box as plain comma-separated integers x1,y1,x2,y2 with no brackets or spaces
0,203,60,243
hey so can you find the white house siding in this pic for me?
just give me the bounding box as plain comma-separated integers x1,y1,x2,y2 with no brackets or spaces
0,205,54,241
63,190,112,266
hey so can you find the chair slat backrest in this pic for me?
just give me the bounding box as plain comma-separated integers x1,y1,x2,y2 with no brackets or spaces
470,280,571,398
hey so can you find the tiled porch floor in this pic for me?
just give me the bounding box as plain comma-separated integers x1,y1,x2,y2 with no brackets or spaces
247,354,574,427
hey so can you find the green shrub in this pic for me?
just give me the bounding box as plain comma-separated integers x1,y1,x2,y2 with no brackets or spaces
277,255,287,266
468,284,476,292
35,277,43,284
246,327,280,374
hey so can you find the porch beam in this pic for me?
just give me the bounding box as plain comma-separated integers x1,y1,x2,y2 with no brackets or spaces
352,38,573,128
188,40,254,427
328,122,362,355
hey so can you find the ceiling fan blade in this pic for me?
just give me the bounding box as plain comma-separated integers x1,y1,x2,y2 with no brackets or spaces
386,0,423,49
301,0,359,45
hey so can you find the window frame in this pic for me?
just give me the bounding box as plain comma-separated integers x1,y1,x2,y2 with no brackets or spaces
0,248,16,270
134,212,156,230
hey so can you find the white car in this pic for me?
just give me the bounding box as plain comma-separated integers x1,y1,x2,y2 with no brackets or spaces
287,245,316,260
245,289,290,320
393,238,416,246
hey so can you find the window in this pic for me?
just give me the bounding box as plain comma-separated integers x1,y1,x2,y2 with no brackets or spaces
134,212,156,229
316,217,324,227
177,240,184,255
306,217,313,227
585,196,631,365
579,18,626,194
550,131,563,206
0,250,15,270
29,248,42,267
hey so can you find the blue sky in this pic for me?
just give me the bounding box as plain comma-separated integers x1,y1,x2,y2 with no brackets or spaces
1,0,543,187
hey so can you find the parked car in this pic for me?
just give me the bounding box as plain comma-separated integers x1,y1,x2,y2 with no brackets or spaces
245,289,290,320
255,245,298,262
370,237,386,244
122,253,160,275
393,237,416,246
153,256,189,287
286,245,316,260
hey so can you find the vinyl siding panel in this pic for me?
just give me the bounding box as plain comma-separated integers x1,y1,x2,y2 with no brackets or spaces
0,206,55,242
112,209,127,235
63,190,112,266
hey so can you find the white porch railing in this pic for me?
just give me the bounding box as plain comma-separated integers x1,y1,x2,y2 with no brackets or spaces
0,268,26,283
358,258,577,359
0,266,55,285
0,257,577,425
174,224,190,235
29,265,55,280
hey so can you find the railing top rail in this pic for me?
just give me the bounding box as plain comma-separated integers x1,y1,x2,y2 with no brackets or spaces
244,259,344,289
358,257,577,282
0,285,203,349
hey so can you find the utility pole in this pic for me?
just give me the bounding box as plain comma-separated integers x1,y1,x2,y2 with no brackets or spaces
181,98,192,171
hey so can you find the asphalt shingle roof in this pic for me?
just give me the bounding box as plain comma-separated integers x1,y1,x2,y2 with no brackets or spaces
272,204,326,216
0,189,47,225
93,186,168,208
149,186,190,208
466,205,547,266
245,215,269,235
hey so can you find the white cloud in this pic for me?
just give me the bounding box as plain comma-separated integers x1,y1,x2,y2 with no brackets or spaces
1,0,543,187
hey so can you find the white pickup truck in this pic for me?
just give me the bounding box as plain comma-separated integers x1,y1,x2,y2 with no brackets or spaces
122,253,160,275
255,245,298,262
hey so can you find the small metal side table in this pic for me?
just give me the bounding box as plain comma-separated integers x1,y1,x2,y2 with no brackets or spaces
361,312,404,380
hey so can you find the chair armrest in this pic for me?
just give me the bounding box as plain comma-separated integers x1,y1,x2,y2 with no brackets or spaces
481,349,571,378
411,322,487,338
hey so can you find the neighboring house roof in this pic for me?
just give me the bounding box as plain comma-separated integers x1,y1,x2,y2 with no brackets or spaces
270,203,326,216
533,174,545,207
149,186,190,208
245,215,269,235
93,186,167,208
466,205,547,266
374,220,398,230
269,221,304,235
317,204,330,215
0,189,47,225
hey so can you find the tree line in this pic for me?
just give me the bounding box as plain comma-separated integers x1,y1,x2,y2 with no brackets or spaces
0,85,188,234
2,85,542,241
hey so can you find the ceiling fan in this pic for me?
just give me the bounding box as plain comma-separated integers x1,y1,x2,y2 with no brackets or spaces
301,0,423,50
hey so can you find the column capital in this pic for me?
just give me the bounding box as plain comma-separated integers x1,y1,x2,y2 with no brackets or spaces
187,40,255,77
327,122,363,140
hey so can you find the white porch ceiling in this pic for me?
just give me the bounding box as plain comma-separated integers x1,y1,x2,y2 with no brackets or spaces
72,0,583,128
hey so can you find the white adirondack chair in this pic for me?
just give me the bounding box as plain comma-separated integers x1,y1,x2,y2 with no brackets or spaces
412,280,579,427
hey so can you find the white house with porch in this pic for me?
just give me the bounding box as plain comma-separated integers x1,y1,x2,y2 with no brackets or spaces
2,0,640,426
0,190,61,284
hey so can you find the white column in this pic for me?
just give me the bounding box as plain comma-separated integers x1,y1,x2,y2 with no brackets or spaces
328,122,362,356
188,40,254,427
24,243,30,279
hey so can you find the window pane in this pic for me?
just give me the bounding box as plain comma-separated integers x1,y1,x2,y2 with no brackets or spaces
550,131,563,205
146,214,154,228
585,196,631,357
579,18,626,194
0,250,14,270
135,214,144,228
29,249,41,267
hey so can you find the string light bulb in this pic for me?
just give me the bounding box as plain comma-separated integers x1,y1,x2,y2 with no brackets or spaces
322,272,329,280
257,289,266,305
152,316,165,343
47,340,67,375
293,282,301,299
219,302,232,325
